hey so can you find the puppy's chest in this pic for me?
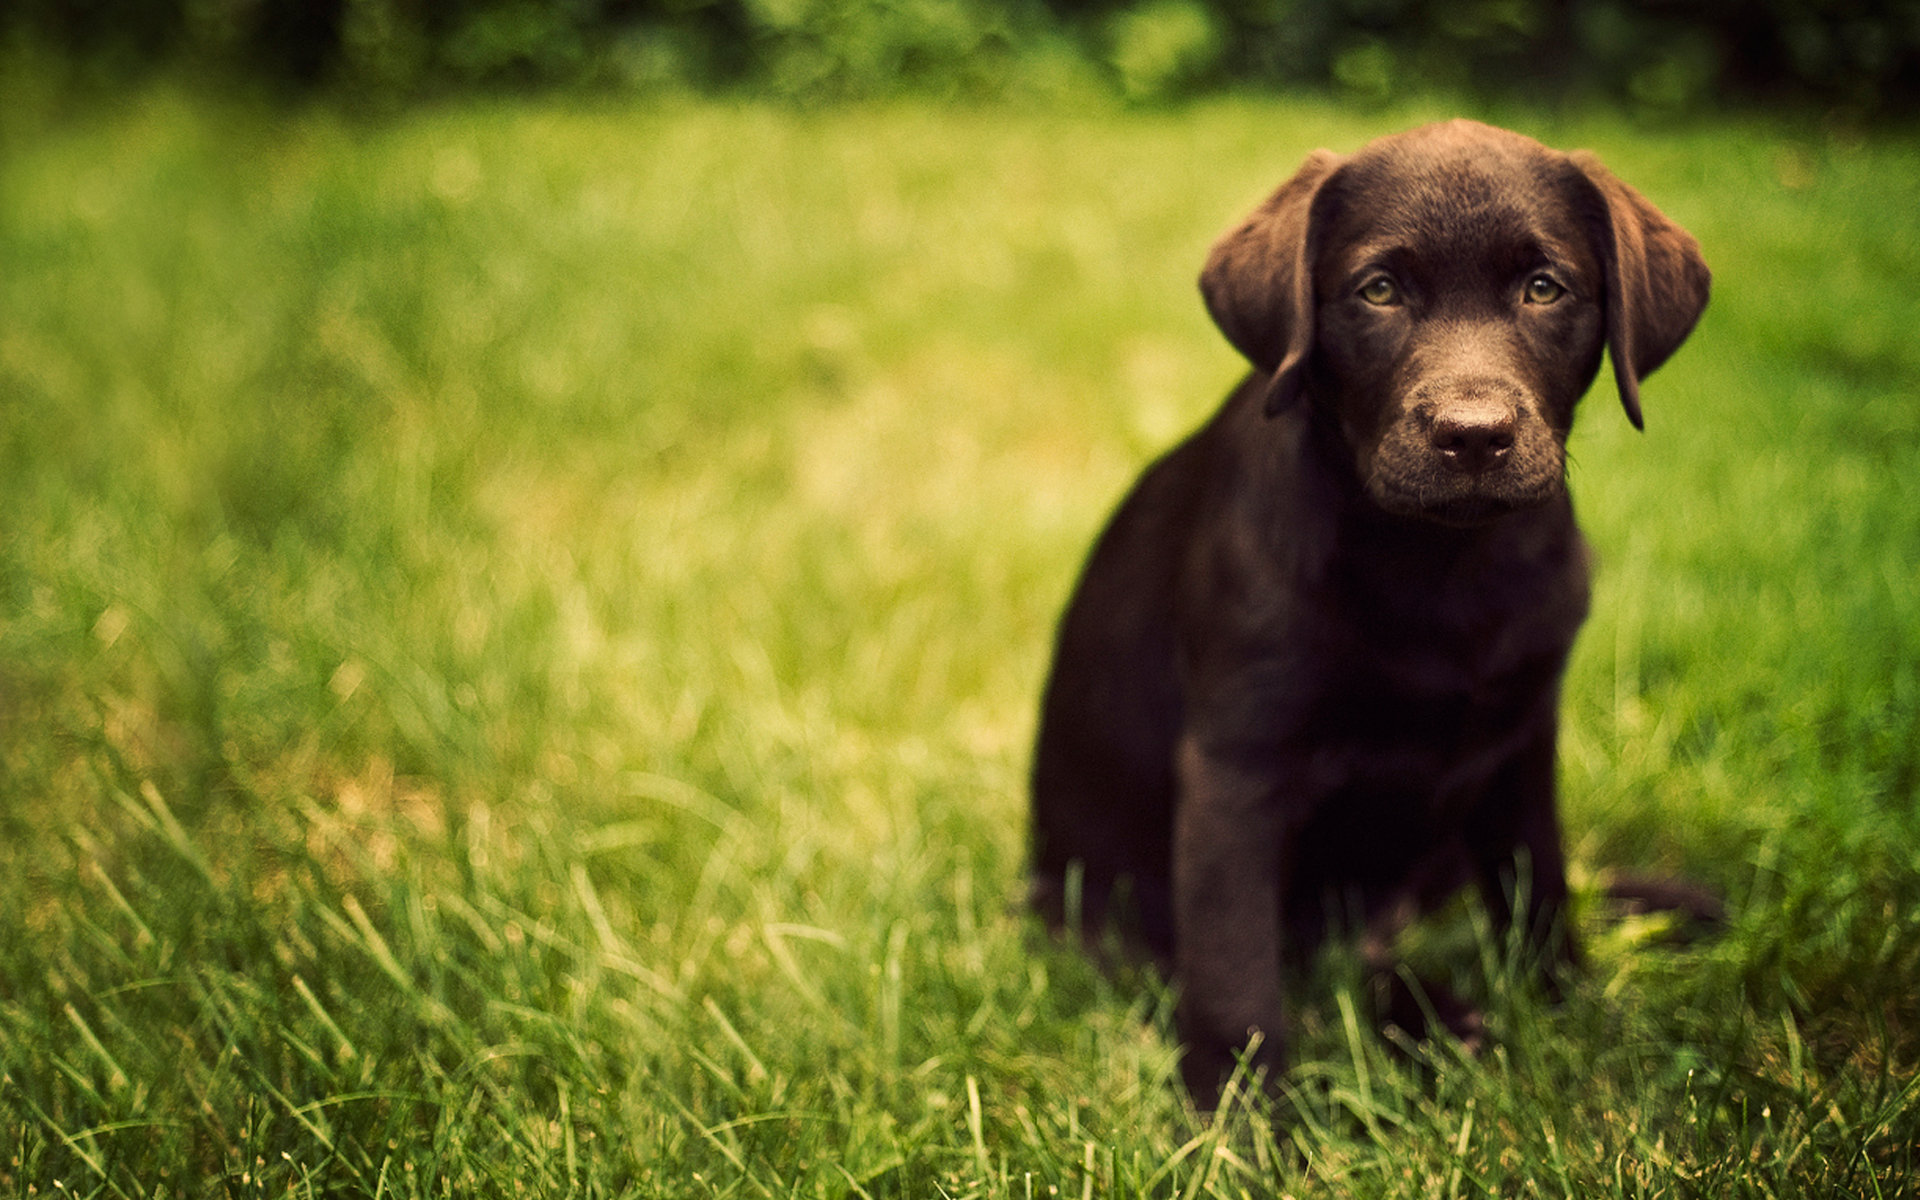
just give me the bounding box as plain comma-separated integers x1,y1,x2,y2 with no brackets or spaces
1286,596,1571,804
1271,662,1546,905
1298,669,1531,793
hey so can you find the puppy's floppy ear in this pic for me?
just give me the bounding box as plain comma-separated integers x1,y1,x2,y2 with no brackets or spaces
1200,150,1344,417
1569,153,1711,431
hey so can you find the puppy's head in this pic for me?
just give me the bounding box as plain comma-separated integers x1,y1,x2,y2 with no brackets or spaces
1201,120,1710,525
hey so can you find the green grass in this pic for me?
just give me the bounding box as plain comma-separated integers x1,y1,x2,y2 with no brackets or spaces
2,77,1918,1196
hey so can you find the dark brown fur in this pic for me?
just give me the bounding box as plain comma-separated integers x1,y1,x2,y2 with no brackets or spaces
1029,121,1711,1106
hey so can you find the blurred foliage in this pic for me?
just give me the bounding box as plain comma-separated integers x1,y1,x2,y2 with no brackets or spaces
5,0,1920,111
11,0,1920,112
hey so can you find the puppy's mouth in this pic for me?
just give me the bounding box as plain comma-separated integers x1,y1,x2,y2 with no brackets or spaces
1363,450,1567,526
1399,490,1536,527
1368,478,1557,526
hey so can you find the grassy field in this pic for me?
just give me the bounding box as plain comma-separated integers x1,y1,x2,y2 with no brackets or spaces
2,77,1918,1196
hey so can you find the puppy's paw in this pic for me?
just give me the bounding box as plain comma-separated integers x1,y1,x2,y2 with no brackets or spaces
1370,968,1486,1056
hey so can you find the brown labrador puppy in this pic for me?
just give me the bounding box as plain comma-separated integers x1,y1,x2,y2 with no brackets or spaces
1029,120,1711,1107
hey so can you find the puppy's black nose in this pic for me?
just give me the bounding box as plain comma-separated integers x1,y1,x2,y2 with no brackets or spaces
1429,410,1515,474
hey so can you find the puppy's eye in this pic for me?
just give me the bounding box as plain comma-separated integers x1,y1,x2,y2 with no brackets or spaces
1359,276,1400,306
1524,274,1565,304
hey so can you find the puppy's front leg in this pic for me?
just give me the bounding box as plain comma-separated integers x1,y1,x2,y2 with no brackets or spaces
1172,735,1287,1108
1468,719,1579,982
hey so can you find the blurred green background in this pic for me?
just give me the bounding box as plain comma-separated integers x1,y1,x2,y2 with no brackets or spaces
8,0,1920,111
